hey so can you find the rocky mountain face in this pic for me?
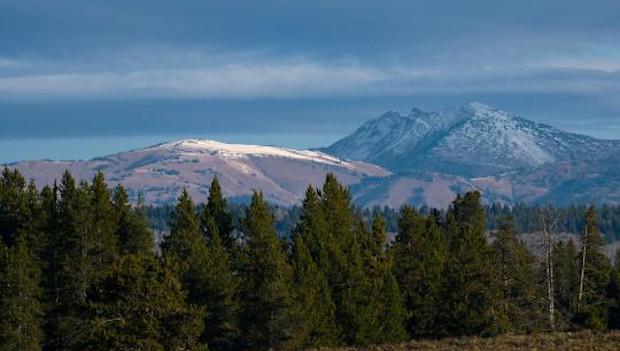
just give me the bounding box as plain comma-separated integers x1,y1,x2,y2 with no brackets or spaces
9,139,389,206
327,103,620,207
325,102,620,177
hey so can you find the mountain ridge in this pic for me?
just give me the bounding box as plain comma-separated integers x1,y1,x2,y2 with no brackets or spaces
6,103,620,208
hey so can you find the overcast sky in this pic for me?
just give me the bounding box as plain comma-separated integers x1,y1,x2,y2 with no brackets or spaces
1,0,620,160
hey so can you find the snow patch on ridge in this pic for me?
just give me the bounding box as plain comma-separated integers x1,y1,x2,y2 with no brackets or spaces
150,139,358,168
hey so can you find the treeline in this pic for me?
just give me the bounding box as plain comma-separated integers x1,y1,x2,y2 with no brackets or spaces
486,203,620,242
2,168,620,350
146,203,620,244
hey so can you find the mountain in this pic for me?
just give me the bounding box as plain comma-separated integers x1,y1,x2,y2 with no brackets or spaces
325,102,620,177
6,103,620,208
326,102,620,207
9,139,389,205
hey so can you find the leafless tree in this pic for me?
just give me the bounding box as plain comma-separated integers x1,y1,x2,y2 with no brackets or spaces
539,205,562,331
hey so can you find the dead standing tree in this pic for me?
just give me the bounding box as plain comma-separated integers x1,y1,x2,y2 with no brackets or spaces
540,206,562,331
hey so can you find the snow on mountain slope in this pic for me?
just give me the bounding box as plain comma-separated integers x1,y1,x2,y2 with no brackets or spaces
148,139,361,169
9,139,389,205
324,102,620,176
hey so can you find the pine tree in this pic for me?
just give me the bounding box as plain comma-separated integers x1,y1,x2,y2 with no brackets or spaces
289,234,340,348
113,185,153,256
0,238,44,351
574,206,612,329
54,173,97,349
491,216,541,332
78,254,206,350
393,206,447,338
553,239,580,329
161,189,210,304
201,177,235,250
239,191,295,351
89,172,119,277
0,167,28,247
377,261,408,343
360,213,407,344
201,216,240,351
441,192,499,336
319,174,376,345
295,186,330,273
608,250,620,329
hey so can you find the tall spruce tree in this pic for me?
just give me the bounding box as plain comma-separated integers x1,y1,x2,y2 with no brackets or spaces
491,216,541,332
0,237,44,351
553,239,580,329
89,172,119,287
320,174,375,345
441,192,499,336
78,252,206,350
361,213,407,344
160,189,210,348
393,206,447,338
575,207,612,329
295,187,330,273
201,177,235,250
608,250,620,329
239,191,295,350
161,189,209,303
289,233,340,348
201,216,240,351
113,185,154,256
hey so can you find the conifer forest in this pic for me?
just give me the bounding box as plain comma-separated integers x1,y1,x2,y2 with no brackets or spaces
2,168,620,350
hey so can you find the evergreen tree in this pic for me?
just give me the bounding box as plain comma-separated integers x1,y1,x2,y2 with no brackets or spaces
574,207,612,329
553,240,580,329
491,216,541,332
113,185,154,256
201,216,240,351
79,254,206,350
0,167,28,247
161,189,209,304
441,192,499,336
393,206,447,337
201,177,235,250
295,186,330,272
319,174,376,345
360,213,407,344
608,250,620,329
289,234,340,348
0,238,44,351
377,261,408,343
89,172,119,278
239,191,295,350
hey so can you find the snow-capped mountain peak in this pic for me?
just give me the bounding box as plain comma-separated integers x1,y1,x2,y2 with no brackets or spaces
324,103,620,176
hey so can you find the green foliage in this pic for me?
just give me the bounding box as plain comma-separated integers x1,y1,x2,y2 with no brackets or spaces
3,168,620,349
201,218,240,350
290,234,340,348
394,206,447,338
553,240,580,328
202,177,235,249
239,191,295,350
0,238,44,351
74,254,205,350
441,192,499,337
491,217,542,332
574,207,612,329
113,185,154,256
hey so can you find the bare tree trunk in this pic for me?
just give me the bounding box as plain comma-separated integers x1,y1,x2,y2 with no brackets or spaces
541,207,560,331
578,225,588,311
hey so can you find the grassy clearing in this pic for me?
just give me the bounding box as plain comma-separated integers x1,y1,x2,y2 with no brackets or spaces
309,331,620,351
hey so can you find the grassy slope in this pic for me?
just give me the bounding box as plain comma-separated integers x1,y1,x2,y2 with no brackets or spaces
309,331,620,351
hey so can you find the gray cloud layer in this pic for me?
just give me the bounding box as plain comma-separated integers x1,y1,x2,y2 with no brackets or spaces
1,0,619,140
